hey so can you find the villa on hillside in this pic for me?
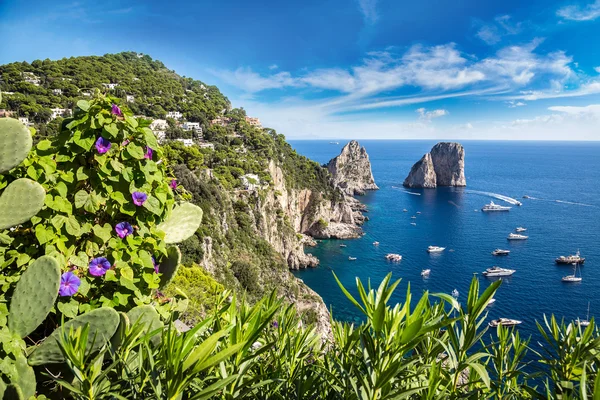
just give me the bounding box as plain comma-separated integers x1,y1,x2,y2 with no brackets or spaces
241,174,261,191
181,122,202,133
245,116,262,127
150,119,168,130
126,95,135,102
50,108,69,120
22,72,41,86
102,83,119,90
52,89,63,95
198,141,215,150
155,131,166,142
0,109,13,118
18,117,30,126
80,91,92,97
175,138,194,147
167,111,183,119
210,116,231,126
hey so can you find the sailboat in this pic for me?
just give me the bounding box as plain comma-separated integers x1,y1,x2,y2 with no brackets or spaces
578,302,591,327
562,263,582,283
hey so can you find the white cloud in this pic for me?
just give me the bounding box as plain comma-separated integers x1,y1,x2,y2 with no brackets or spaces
506,100,526,107
357,0,379,24
548,104,600,114
509,80,600,100
268,64,279,70
416,107,449,120
594,66,600,73
557,0,600,21
476,15,522,45
209,67,299,93
477,26,501,45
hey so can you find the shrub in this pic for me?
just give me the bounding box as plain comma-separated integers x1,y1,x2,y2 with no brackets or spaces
231,260,259,293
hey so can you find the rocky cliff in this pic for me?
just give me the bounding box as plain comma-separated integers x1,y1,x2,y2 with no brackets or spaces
404,142,466,188
327,141,379,195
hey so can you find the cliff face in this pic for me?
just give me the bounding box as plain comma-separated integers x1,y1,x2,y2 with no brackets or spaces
403,142,466,188
327,141,379,195
403,153,437,188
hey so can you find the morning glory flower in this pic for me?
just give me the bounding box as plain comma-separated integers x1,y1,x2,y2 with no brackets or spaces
111,103,122,116
115,222,134,238
89,257,111,277
132,192,147,206
59,272,81,297
169,179,177,189
144,146,153,160
272,321,279,329
152,256,159,273
95,137,111,154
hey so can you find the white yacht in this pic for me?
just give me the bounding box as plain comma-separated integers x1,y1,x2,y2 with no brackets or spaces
372,241,380,246
427,246,446,253
411,216,417,219
385,253,402,262
410,222,417,226
416,211,422,214
555,250,585,265
562,263,582,282
348,256,357,261
487,298,496,306
492,249,510,256
340,244,347,248
507,233,528,240
421,269,431,277
482,201,511,212
516,227,527,232
482,266,516,277
489,318,522,328
403,209,408,212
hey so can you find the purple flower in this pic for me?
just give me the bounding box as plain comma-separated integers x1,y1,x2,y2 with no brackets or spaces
89,257,111,277
169,179,177,190
144,146,153,160
272,321,279,329
59,272,81,297
115,222,134,239
95,137,111,154
132,192,147,206
152,256,159,273
122,139,131,146
111,103,122,116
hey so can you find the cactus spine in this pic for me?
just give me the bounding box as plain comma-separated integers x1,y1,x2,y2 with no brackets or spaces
157,202,203,244
8,255,60,338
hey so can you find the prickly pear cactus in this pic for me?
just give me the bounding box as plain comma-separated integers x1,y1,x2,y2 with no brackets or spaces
127,305,164,345
28,307,120,366
13,355,35,399
3,384,24,400
8,255,60,338
158,245,181,288
109,312,130,354
0,178,46,231
0,117,32,174
157,202,203,244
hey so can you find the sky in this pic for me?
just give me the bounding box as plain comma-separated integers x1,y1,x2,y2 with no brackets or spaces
2,0,600,140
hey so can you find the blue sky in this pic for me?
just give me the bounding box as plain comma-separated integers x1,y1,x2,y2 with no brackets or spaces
2,0,600,140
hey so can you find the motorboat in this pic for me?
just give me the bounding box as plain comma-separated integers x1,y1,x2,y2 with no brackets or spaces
421,269,431,277
555,250,585,265
340,244,347,248
427,246,446,253
562,263,582,282
411,216,417,219
482,266,516,277
372,241,380,246
452,289,459,298
385,253,402,262
492,249,510,256
489,318,522,328
516,227,527,232
507,233,528,240
487,298,496,306
410,222,417,226
416,211,422,214
578,303,591,327
482,201,511,212
403,209,408,212
348,256,357,261
523,195,531,199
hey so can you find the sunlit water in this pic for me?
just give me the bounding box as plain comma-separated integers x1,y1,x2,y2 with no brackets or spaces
290,140,600,343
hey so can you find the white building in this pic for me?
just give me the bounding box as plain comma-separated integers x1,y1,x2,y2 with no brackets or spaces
166,111,183,119
155,131,166,143
52,89,63,95
18,117,29,125
50,108,69,120
240,174,261,191
81,91,92,97
175,138,194,147
102,83,119,90
23,74,41,86
245,116,262,127
126,95,135,102
182,122,202,132
198,142,215,150
150,119,168,130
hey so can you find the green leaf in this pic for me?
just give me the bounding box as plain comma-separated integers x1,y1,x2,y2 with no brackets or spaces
126,143,145,159
77,100,90,111
35,224,52,245
65,215,81,236
57,301,79,319
74,190,90,209
143,195,162,216
143,127,159,149
76,167,89,181
93,223,113,242
103,123,119,138
69,252,88,268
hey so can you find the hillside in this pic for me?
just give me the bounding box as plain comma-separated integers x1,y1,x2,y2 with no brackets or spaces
0,52,365,332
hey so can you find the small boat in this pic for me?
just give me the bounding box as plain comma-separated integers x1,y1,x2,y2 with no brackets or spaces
516,227,527,232
487,298,496,306
482,201,511,212
372,241,380,246
555,250,585,265
403,209,408,212
416,211,422,214
410,222,417,226
482,266,516,277
421,269,431,277
578,303,591,327
523,195,531,199
385,253,402,262
427,246,446,253
348,256,357,261
411,216,417,219
515,201,522,206
340,244,347,248
562,263,582,282
492,249,510,256
452,289,459,298
489,318,522,328
329,141,339,145
507,233,528,240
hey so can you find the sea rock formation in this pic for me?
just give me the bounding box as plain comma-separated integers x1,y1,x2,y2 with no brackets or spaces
327,140,379,195
404,142,466,188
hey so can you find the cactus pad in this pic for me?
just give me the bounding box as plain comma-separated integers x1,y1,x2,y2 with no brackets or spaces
14,355,35,399
157,202,203,244
8,255,60,338
3,384,24,400
0,178,45,231
158,246,181,288
28,307,120,366
127,305,164,345
0,118,33,174
110,312,130,354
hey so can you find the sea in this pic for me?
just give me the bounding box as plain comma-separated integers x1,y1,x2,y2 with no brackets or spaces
289,140,600,343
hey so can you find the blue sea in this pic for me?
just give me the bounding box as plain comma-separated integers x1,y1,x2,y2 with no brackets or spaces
290,140,600,342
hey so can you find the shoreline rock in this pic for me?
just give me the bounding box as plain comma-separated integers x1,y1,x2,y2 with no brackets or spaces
327,140,379,196
404,142,466,188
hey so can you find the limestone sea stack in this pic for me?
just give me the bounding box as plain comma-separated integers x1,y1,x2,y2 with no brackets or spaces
403,142,466,188
327,140,379,195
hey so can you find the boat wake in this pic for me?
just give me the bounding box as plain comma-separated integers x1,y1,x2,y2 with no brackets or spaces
466,190,521,205
392,186,422,196
525,196,596,207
